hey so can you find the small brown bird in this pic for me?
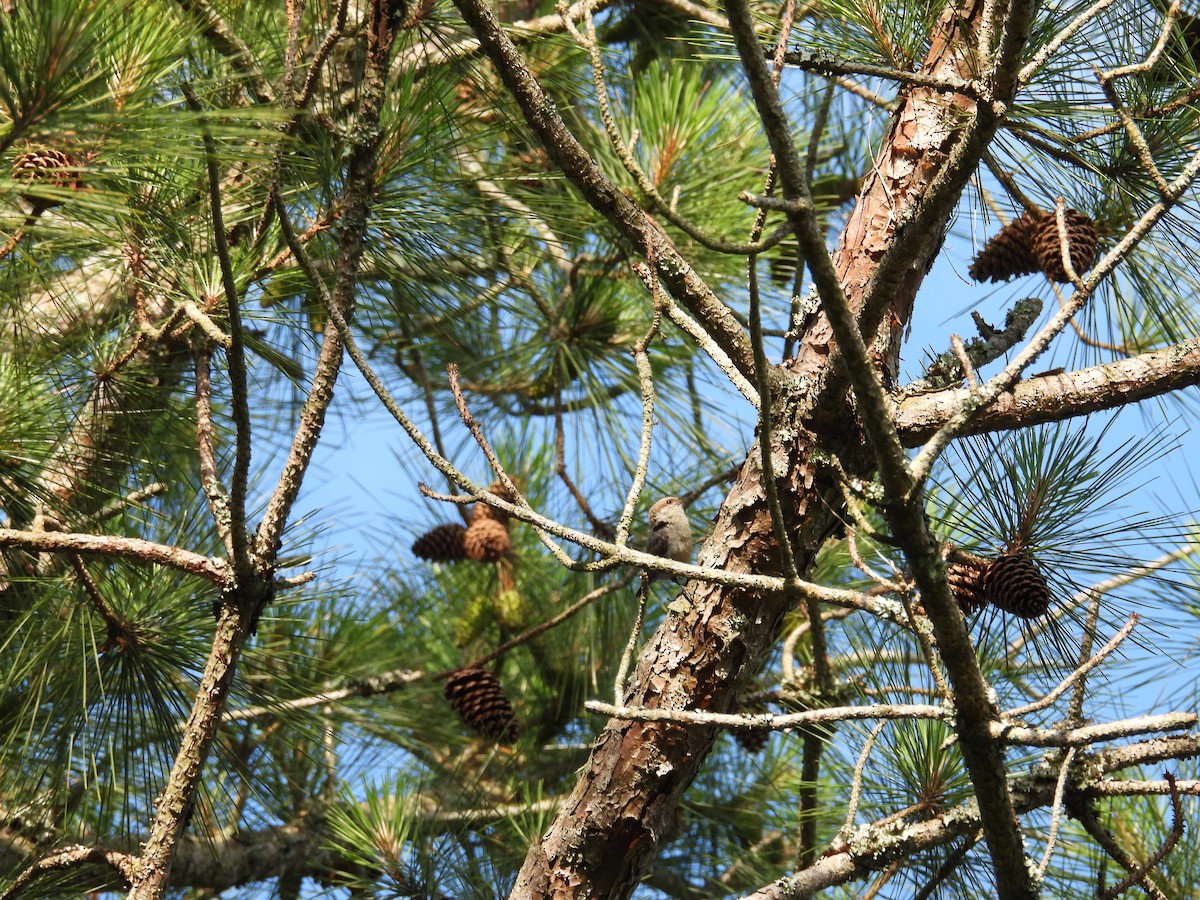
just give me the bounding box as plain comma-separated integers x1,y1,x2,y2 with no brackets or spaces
646,496,693,571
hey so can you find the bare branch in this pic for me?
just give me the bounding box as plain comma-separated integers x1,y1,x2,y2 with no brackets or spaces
894,337,1200,445
1006,614,1139,719
0,528,227,583
184,83,255,582
0,845,136,900
992,712,1196,747
585,699,949,729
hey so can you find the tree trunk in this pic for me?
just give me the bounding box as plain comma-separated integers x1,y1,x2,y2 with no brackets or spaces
501,1,1032,895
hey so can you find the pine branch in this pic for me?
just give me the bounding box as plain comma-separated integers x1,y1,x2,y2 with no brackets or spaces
904,299,1043,394
0,528,228,582
126,3,404,895
779,48,985,97
893,336,1200,444
172,0,274,104
449,0,757,384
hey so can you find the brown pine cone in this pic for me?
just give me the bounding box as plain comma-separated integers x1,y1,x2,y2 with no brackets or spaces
1030,209,1099,283
968,211,1040,283
946,556,991,615
732,703,771,753
411,524,467,562
735,727,771,753
11,147,84,209
463,517,510,562
443,667,519,741
472,479,517,526
984,552,1052,619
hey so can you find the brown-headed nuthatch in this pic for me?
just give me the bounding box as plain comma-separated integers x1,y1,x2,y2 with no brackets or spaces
646,496,693,573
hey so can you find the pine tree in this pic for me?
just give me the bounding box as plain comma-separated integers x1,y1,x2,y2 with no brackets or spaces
1,1,1199,899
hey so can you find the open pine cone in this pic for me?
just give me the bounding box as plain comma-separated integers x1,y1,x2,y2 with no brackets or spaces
1029,209,1100,283
463,517,510,562
968,211,1041,283
11,147,85,209
944,548,1051,619
969,209,1099,284
946,555,991,615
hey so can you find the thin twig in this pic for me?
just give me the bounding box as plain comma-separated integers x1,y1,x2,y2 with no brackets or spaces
86,483,167,526
296,0,350,108
981,153,1040,215
221,667,426,724
446,363,528,525
183,82,254,580
614,275,663,549
0,845,136,900
781,606,859,682
779,49,984,98
615,581,650,704
949,334,978,387
1103,1,1180,80
69,553,131,644
832,76,897,109
1006,614,1138,719
0,528,227,583
193,344,235,557
1071,800,1169,900
838,720,889,839
633,262,760,408
453,576,633,678
1016,0,1122,86
553,401,614,539
1096,75,1171,195
1036,747,1077,878
1067,593,1105,727
1087,778,1200,797
846,529,904,592
455,146,571,272
1097,773,1185,900
991,712,1196,748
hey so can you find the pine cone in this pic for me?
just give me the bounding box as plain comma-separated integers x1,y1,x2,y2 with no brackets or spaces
735,727,771,753
443,667,519,740
1030,209,1099,283
984,552,1051,619
968,211,1040,283
463,517,510,562
732,703,771,753
411,523,467,562
471,479,516,526
11,147,84,209
946,556,990,615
